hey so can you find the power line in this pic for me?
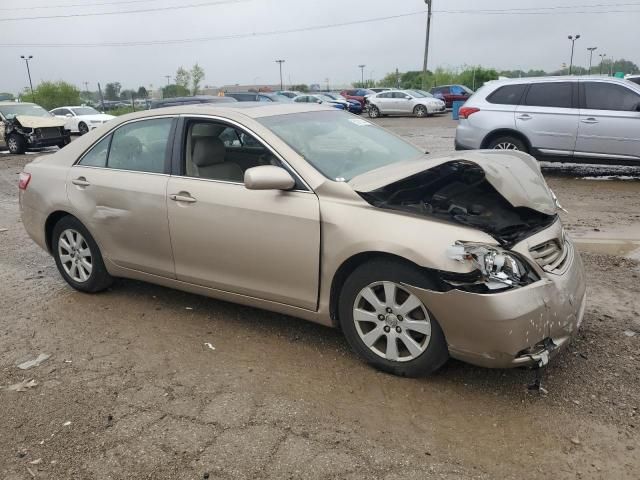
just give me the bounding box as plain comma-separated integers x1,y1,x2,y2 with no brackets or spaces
435,1,640,14
0,0,248,22
0,0,165,11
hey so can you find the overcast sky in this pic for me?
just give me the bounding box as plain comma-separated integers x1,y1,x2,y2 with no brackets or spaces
1,0,638,93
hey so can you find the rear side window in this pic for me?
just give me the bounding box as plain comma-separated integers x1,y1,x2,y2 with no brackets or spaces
627,77,640,86
524,82,573,108
79,118,173,173
487,84,527,105
583,82,640,111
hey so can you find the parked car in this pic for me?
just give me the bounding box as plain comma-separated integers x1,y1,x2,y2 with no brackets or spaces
293,94,346,110
0,102,70,154
340,88,375,107
225,92,292,102
322,92,363,114
369,87,396,93
625,74,640,86
276,90,302,99
367,90,445,118
455,76,640,163
50,106,115,135
430,84,474,108
149,95,236,109
19,103,585,376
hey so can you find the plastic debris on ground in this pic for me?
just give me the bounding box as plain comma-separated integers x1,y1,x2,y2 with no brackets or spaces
7,379,38,392
17,353,51,370
204,342,215,351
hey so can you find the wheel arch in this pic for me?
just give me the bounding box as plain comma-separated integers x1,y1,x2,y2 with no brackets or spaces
480,128,531,151
44,210,74,254
328,251,440,327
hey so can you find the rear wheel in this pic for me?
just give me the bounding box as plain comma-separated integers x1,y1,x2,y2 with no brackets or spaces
52,216,113,293
78,122,89,135
338,259,449,377
7,134,25,154
487,135,528,152
368,105,380,118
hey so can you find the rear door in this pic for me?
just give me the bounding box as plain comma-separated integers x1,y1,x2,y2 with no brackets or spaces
374,92,395,113
66,116,177,277
576,80,640,161
515,81,579,157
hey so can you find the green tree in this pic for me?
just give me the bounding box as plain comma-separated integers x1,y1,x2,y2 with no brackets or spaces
175,67,191,91
137,86,148,98
119,89,136,101
32,81,81,110
291,84,309,92
104,82,121,101
457,67,499,90
191,63,205,95
162,84,189,98
0,92,14,101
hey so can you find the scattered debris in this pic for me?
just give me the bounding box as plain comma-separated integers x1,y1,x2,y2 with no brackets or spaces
185,307,193,310
204,342,215,351
623,330,636,337
570,437,581,445
17,353,51,370
29,458,42,465
17,449,27,458
106,415,113,428
7,379,38,392
64,360,72,364
0,228,8,233
63,421,71,427
26,467,36,478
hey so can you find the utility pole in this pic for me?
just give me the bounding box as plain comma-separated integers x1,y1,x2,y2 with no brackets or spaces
587,47,597,75
599,53,607,75
164,75,171,85
20,55,35,101
422,0,433,89
568,34,580,75
83,81,89,93
358,64,366,86
97,82,105,111
275,60,285,90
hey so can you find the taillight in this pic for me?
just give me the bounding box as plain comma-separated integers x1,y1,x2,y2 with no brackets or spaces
458,107,480,119
18,172,31,190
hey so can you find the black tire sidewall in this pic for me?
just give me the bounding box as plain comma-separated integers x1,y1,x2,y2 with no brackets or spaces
338,259,449,377
8,134,25,154
78,122,88,135
488,135,527,152
52,216,113,293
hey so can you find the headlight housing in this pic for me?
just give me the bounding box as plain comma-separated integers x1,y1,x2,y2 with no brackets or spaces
445,242,538,291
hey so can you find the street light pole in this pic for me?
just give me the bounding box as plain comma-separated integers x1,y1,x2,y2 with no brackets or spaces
422,0,433,89
587,47,597,75
275,60,285,90
599,53,607,75
20,55,35,101
358,64,366,86
567,34,580,75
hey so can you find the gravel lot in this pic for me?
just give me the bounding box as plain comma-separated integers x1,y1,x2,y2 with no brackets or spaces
1,115,639,479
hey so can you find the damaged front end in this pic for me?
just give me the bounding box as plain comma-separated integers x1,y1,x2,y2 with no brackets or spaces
4,116,69,152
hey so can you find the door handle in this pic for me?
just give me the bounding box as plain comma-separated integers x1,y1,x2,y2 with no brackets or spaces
71,177,90,187
581,118,599,124
169,193,197,203
516,114,532,120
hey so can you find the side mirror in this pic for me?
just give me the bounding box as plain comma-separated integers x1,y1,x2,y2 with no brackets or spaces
65,113,72,118
244,165,295,191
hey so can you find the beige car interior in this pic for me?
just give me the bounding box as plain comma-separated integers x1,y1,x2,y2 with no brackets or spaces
185,121,280,182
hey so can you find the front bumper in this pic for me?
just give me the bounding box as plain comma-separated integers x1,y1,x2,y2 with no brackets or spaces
405,235,586,368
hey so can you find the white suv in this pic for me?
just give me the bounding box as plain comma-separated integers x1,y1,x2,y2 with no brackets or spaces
455,76,640,163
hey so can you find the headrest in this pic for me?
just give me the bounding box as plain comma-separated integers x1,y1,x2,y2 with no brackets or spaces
193,136,225,167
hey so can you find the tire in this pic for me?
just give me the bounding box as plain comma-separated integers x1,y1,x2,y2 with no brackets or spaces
486,135,528,152
413,105,428,118
78,122,89,135
52,216,113,293
368,105,380,118
338,259,449,377
7,134,25,154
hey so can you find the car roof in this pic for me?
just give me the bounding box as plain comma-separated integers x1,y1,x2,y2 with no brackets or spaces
114,102,336,119
483,75,636,87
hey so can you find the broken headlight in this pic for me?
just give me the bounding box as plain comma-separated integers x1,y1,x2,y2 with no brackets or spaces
445,242,538,291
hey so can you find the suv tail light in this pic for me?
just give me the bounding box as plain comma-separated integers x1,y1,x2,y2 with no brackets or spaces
458,107,480,119
18,172,31,190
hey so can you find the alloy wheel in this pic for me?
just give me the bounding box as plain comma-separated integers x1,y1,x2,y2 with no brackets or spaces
353,281,431,362
8,138,18,153
415,105,427,117
368,106,380,118
493,142,519,150
58,228,93,283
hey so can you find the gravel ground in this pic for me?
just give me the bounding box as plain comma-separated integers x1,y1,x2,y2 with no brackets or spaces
1,117,639,479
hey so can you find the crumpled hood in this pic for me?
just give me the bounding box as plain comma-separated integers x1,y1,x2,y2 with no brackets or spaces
16,115,66,128
349,150,557,215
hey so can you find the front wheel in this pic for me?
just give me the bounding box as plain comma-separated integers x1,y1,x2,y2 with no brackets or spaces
78,122,89,135
338,260,449,377
368,105,380,118
7,134,25,154
413,105,428,118
52,216,114,293
486,135,528,152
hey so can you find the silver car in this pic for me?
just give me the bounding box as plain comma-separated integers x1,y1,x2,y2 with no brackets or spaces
368,90,445,118
455,76,640,163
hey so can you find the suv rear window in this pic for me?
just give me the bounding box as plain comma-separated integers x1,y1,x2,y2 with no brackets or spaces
523,82,573,108
486,84,526,105
583,82,640,111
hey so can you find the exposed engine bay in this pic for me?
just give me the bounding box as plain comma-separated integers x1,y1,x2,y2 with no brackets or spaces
359,160,557,247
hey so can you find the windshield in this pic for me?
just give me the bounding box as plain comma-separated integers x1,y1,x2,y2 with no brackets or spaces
414,89,434,98
259,111,423,181
324,93,345,100
406,90,426,98
0,104,52,120
71,107,100,116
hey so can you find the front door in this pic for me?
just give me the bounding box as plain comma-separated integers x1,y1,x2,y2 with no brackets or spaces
575,80,640,161
166,117,321,310
66,117,176,277
515,81,579,157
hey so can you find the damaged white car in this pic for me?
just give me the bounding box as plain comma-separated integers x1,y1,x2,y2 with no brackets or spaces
18,104,586,377
0,102,70,154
